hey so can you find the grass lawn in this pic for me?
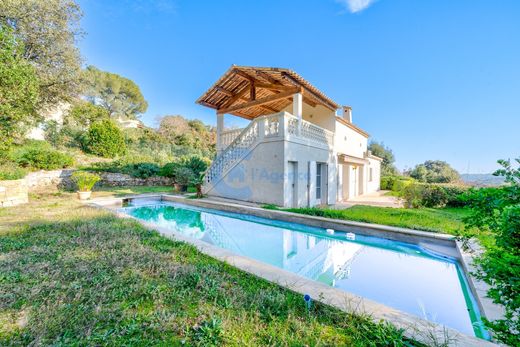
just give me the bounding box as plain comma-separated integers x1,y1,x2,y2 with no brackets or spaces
282,205,471,235
0,191,414,346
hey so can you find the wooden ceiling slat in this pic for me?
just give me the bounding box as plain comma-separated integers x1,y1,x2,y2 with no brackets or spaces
218,88,300,115
196,66,340,119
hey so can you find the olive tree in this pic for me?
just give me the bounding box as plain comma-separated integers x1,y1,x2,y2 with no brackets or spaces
0,0,83,106
0,25,39,154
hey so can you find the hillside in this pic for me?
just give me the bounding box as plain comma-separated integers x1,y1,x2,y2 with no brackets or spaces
460,174,505,186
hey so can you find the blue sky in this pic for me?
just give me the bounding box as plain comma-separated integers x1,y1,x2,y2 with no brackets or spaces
78,0,519,173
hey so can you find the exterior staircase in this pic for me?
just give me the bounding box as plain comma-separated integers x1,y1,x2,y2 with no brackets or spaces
203,112,334,194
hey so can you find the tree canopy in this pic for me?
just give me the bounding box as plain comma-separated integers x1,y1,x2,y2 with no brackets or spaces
408,160,460,183
0,25,40,153
81,65,148,120
0,0,83,106
158,115,215,151
368,141,398,176
65,101,110,129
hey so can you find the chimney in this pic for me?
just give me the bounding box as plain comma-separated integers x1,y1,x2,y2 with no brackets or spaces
342,105,352,123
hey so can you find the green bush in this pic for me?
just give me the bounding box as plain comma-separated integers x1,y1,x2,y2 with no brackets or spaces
380,176,415,191
160,156,210,196
84,119,126,158
86,156,161,179
123,162,160,179
0,162,27,180
14,142,74,170
71,171,100,191
380,176,392,190
382,174,468,208
463,158,520,344
440,185,469,207
392,177,414,193
159,162,178,178
402,183,424,208
173,166,194,190
421,185,449,208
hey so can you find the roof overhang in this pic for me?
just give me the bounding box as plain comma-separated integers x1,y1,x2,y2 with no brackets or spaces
336,117,370,138
196,66,340,119
339,154,369,165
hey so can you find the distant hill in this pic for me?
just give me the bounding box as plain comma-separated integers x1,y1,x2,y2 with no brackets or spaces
461,174,506,187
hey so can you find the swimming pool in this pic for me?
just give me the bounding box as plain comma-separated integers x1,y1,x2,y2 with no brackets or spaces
120,198,488,339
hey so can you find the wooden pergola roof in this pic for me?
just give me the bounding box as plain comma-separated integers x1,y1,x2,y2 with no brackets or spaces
196,66,340,119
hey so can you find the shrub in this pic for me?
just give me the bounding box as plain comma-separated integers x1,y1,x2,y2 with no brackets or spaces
85,156,161,179
402,183,424,208
440,184,469,207
123,162,160,179
421,184,449,208
71,171,100,191
84,119,126,158
0,162,27,180
159,162,178,178
463,158,520,344
14,142,74,170
161,156,210,196
392,177,414,193
380,176,392,190
174,166,194,190
380,176,415,192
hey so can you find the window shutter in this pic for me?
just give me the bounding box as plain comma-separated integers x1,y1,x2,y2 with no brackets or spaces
308,161,316,207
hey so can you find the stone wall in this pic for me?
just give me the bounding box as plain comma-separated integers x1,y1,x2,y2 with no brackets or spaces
25,169,174,192
97,172,174,187
25,169,74,191
0,179,29,207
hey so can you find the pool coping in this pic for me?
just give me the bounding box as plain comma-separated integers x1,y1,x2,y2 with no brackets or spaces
88,194,499,346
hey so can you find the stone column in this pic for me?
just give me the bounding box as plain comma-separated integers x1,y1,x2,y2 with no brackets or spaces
293,92,302,135
216,112,224,153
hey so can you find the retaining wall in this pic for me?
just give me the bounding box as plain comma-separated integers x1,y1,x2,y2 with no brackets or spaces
0,179,29,207
25,169,174,192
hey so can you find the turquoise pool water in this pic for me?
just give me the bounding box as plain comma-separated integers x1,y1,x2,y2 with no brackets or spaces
121,198,488,339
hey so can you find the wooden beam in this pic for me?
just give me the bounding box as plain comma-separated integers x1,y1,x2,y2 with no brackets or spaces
219,84,250,109
215,86,233,97
199,100,217,109
250,80,256,100
255,70,284,85
234,95,277,113
254,82,294,92
233,69,255,82
218,88,300,115
281,72,337,110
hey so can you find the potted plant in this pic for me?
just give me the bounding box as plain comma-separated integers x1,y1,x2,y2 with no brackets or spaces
71,171,100,200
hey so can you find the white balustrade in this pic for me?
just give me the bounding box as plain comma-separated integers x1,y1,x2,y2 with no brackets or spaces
205,112,334,188
220,128,243,150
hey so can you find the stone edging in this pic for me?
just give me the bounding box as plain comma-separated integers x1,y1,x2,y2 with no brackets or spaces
456,240,506,332
88,194,497,347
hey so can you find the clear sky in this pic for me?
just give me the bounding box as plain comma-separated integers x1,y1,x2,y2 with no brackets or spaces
78,0,519,173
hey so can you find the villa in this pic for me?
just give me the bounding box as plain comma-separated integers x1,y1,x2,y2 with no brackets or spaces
197,66,382,208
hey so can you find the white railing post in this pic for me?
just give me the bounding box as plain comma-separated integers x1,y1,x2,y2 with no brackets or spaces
279,112,287,139
257,116,265,141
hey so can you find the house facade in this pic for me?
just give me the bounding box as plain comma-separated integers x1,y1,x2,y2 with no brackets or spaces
197,66,382,208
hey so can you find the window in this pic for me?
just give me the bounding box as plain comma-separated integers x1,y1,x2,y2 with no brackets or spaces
369,168,373,182
316,163,322,199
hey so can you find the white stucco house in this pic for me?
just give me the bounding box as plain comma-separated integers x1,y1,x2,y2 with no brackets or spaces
197,66,382,208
